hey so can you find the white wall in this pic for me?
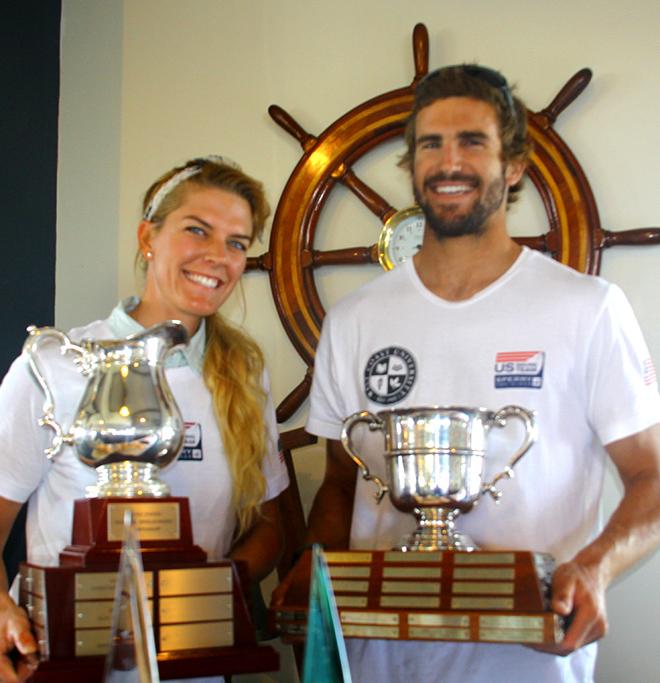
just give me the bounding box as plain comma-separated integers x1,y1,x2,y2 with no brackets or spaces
58,1,660,681
57,0,122,327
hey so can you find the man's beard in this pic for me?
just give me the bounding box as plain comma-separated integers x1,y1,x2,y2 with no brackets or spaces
414,171,506,240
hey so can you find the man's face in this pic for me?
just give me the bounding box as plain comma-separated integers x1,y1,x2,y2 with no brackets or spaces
412,97,518,239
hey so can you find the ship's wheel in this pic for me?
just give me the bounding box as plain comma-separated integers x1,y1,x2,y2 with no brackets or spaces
248,23,660,422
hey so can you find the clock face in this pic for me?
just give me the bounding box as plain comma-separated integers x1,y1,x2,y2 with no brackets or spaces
377,206,425,270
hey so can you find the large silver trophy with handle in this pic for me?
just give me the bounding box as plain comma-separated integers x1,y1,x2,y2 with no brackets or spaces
23,320,189,497
341,405,536,551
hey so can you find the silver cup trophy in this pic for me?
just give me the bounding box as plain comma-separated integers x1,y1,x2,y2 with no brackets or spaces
342,405,536,552
23,320,189,497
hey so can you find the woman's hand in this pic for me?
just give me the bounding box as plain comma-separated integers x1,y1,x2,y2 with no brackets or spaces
0,593,38,683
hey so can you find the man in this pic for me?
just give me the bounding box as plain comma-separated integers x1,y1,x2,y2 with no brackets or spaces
274,65,660,682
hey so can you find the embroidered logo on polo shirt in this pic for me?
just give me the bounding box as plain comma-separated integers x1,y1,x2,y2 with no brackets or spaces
364,347,416,404
494,351,545,389
178,421,203,461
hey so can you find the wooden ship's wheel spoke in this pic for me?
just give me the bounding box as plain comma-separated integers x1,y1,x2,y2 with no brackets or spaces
306,246,378,268
244,23,658,422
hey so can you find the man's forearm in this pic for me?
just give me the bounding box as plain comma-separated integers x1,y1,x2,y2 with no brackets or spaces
572,468,660,585
304,479,355,549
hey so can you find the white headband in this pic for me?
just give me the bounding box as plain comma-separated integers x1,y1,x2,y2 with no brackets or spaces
143,155,241,221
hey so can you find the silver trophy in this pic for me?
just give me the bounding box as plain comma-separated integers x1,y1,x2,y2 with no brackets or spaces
341,405,536,551
23,321,189,498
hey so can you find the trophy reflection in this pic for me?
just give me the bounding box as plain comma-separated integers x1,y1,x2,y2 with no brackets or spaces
341,405,537,551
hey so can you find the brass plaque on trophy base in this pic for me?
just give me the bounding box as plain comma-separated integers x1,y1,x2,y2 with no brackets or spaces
58,497,206,567
18,499,280,681
272,549,564,645
19,561,241,659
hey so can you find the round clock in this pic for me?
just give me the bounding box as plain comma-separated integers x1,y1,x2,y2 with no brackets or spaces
377,206,425,270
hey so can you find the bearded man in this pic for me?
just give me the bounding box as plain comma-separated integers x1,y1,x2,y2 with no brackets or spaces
274,64,660,683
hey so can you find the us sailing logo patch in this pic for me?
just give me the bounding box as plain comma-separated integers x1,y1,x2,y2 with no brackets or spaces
178,421,203,461
364,347,416,404
494,351,545,389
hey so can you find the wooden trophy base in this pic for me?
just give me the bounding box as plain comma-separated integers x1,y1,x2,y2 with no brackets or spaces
19,497,279,681
272,549,565,645
58,497,207,568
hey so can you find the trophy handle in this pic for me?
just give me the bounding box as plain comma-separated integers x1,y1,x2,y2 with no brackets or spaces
340,411,389,503
22,326,87,459
482,405,537,501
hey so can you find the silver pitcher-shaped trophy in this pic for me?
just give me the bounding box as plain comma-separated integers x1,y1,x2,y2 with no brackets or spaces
342,405,537,552
23,320,189,498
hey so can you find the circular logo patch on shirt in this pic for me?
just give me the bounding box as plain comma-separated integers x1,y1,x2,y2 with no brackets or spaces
364,347,416,405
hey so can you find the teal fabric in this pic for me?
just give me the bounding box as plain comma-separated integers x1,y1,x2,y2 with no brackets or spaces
302,545,352,683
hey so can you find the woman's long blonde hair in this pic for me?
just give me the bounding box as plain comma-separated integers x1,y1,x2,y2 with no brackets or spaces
138,158,272,537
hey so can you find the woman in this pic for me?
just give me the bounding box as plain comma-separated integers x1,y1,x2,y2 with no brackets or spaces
0,156,288,682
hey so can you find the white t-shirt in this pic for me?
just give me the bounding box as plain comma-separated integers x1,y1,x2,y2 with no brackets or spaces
0,311,289,683
307,247,660,683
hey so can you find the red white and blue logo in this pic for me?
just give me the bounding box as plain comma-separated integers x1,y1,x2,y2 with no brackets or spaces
494,351,545,389
643,358,657,386
178,421,203,461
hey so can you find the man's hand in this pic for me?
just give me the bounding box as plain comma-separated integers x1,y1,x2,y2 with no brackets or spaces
531,559,607,657
0,593,38,683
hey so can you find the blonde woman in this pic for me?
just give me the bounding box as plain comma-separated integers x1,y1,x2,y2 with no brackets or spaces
0,156,288,682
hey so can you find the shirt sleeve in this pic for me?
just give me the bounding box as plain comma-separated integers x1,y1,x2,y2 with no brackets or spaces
586,283,660,445
0,355,51,502
306,311,347,440
261,369,289,500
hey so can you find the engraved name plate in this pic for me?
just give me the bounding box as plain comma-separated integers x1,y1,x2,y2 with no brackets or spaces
160,621,233,650
159,594,233,623
479,628,543,643
329,565,371,578
451,597,514,610
75,599,154,628
381,581,440,594
75,600,114,628
75,571,154,600
380,596,440,608
408,613,470,627
159,566,232,596
325,552,373,564
342,624,399,639
25,595,46,627
384,551,443,563
453,567,515,580
340,611,399,625
20,566,45,596
76,628,112,657
454,553,515,565
107,502,181,542
382,566,442,579
332,580,369,593
409,626,471,640
479,615,544,630
335,596,368,608
452,581,514,595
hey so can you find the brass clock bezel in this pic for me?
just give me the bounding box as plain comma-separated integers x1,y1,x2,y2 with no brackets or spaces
377,205,425,270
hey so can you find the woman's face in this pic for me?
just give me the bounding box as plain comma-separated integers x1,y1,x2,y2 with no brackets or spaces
138,186,253,333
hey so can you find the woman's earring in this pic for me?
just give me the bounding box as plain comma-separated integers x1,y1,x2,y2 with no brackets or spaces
145,251,153,260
